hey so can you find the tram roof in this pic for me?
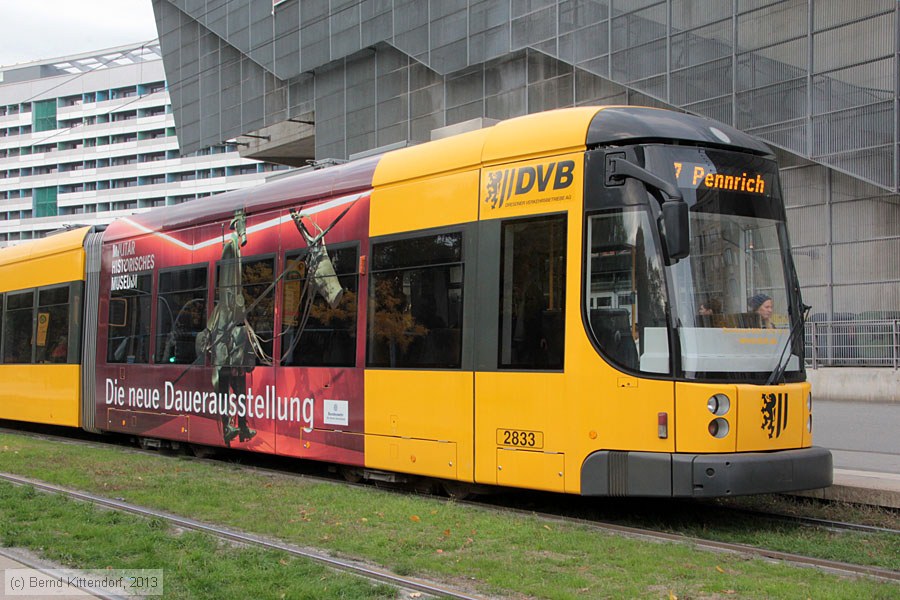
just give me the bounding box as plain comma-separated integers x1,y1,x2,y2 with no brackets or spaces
103,155,380,241
586,106,772,155
0,226,91,268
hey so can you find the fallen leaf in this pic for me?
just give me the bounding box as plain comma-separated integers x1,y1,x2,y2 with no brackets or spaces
443,529,451,537
410,515,421,522
543,525,552,531
436,549,443,554
668,592,678,600
716,565,725,573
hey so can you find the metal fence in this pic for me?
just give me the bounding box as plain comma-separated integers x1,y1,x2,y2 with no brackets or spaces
805,318,900,369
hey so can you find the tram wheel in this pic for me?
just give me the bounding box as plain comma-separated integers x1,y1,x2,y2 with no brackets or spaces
441,480,474,500
341,467,363,483
190,444,217,459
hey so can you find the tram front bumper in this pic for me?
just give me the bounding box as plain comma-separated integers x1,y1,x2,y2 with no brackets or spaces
581,446,833,497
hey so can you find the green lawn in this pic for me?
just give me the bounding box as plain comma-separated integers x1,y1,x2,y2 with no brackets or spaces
0,433,897,599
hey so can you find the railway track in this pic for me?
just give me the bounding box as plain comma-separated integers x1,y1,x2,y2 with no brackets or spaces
718,505,900,535
1,424,898,586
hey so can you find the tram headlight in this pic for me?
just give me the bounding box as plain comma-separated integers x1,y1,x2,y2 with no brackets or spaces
706,394,730,416
708,418,730,439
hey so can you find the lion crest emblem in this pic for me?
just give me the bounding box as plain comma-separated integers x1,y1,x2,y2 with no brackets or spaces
485,171,505,209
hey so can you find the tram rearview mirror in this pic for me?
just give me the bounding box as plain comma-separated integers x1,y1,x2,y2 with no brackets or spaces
662,200,690,261
605,152,690,263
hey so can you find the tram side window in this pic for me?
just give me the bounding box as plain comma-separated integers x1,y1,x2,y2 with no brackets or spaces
156,266,207,364
214,256,275,365
367,232,464,369
35,286,70,364
282,245,358,367
107,273,152,364
3,291,34,364
498,216,567,370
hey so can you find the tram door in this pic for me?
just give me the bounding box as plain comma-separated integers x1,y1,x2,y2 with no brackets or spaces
473,210,572,493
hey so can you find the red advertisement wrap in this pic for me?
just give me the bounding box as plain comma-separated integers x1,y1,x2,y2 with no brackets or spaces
96,192,370,466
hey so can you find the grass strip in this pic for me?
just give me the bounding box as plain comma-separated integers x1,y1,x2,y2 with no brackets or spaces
1,433,898,599
0,482,396,599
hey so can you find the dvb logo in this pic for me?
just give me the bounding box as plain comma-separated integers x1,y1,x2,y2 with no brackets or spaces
485,160,575,209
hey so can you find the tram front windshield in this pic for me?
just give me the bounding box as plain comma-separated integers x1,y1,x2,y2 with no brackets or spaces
585,146,803,382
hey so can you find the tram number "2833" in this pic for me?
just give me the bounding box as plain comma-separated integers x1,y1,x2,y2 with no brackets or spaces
497,429,544,449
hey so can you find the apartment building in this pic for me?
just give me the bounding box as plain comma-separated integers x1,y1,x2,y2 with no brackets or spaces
0,41,285,245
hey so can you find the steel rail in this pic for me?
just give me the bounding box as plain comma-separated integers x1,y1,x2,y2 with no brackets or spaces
719,505,900,535
505,508,900,584
0,472,486,600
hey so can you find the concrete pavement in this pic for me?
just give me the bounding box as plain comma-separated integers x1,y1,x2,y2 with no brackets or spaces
801,398,900,508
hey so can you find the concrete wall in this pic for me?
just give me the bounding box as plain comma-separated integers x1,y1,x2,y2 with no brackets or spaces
807,367,900,403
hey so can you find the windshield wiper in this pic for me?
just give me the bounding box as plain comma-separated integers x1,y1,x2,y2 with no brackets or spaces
765,303,811,385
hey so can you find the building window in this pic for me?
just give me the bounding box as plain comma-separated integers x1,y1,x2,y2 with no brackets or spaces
34,187,58,218
143,106,166,117
113,86,137,99
367,232,464,368
32,100,57,132
112,155,137,166
112,110,137,122
111,133,137,144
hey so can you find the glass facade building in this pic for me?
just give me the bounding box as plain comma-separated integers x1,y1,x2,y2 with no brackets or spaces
0,42,285,245
151,0,900,319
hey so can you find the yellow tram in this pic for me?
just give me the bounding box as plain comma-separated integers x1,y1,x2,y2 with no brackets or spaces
0,107,832,497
